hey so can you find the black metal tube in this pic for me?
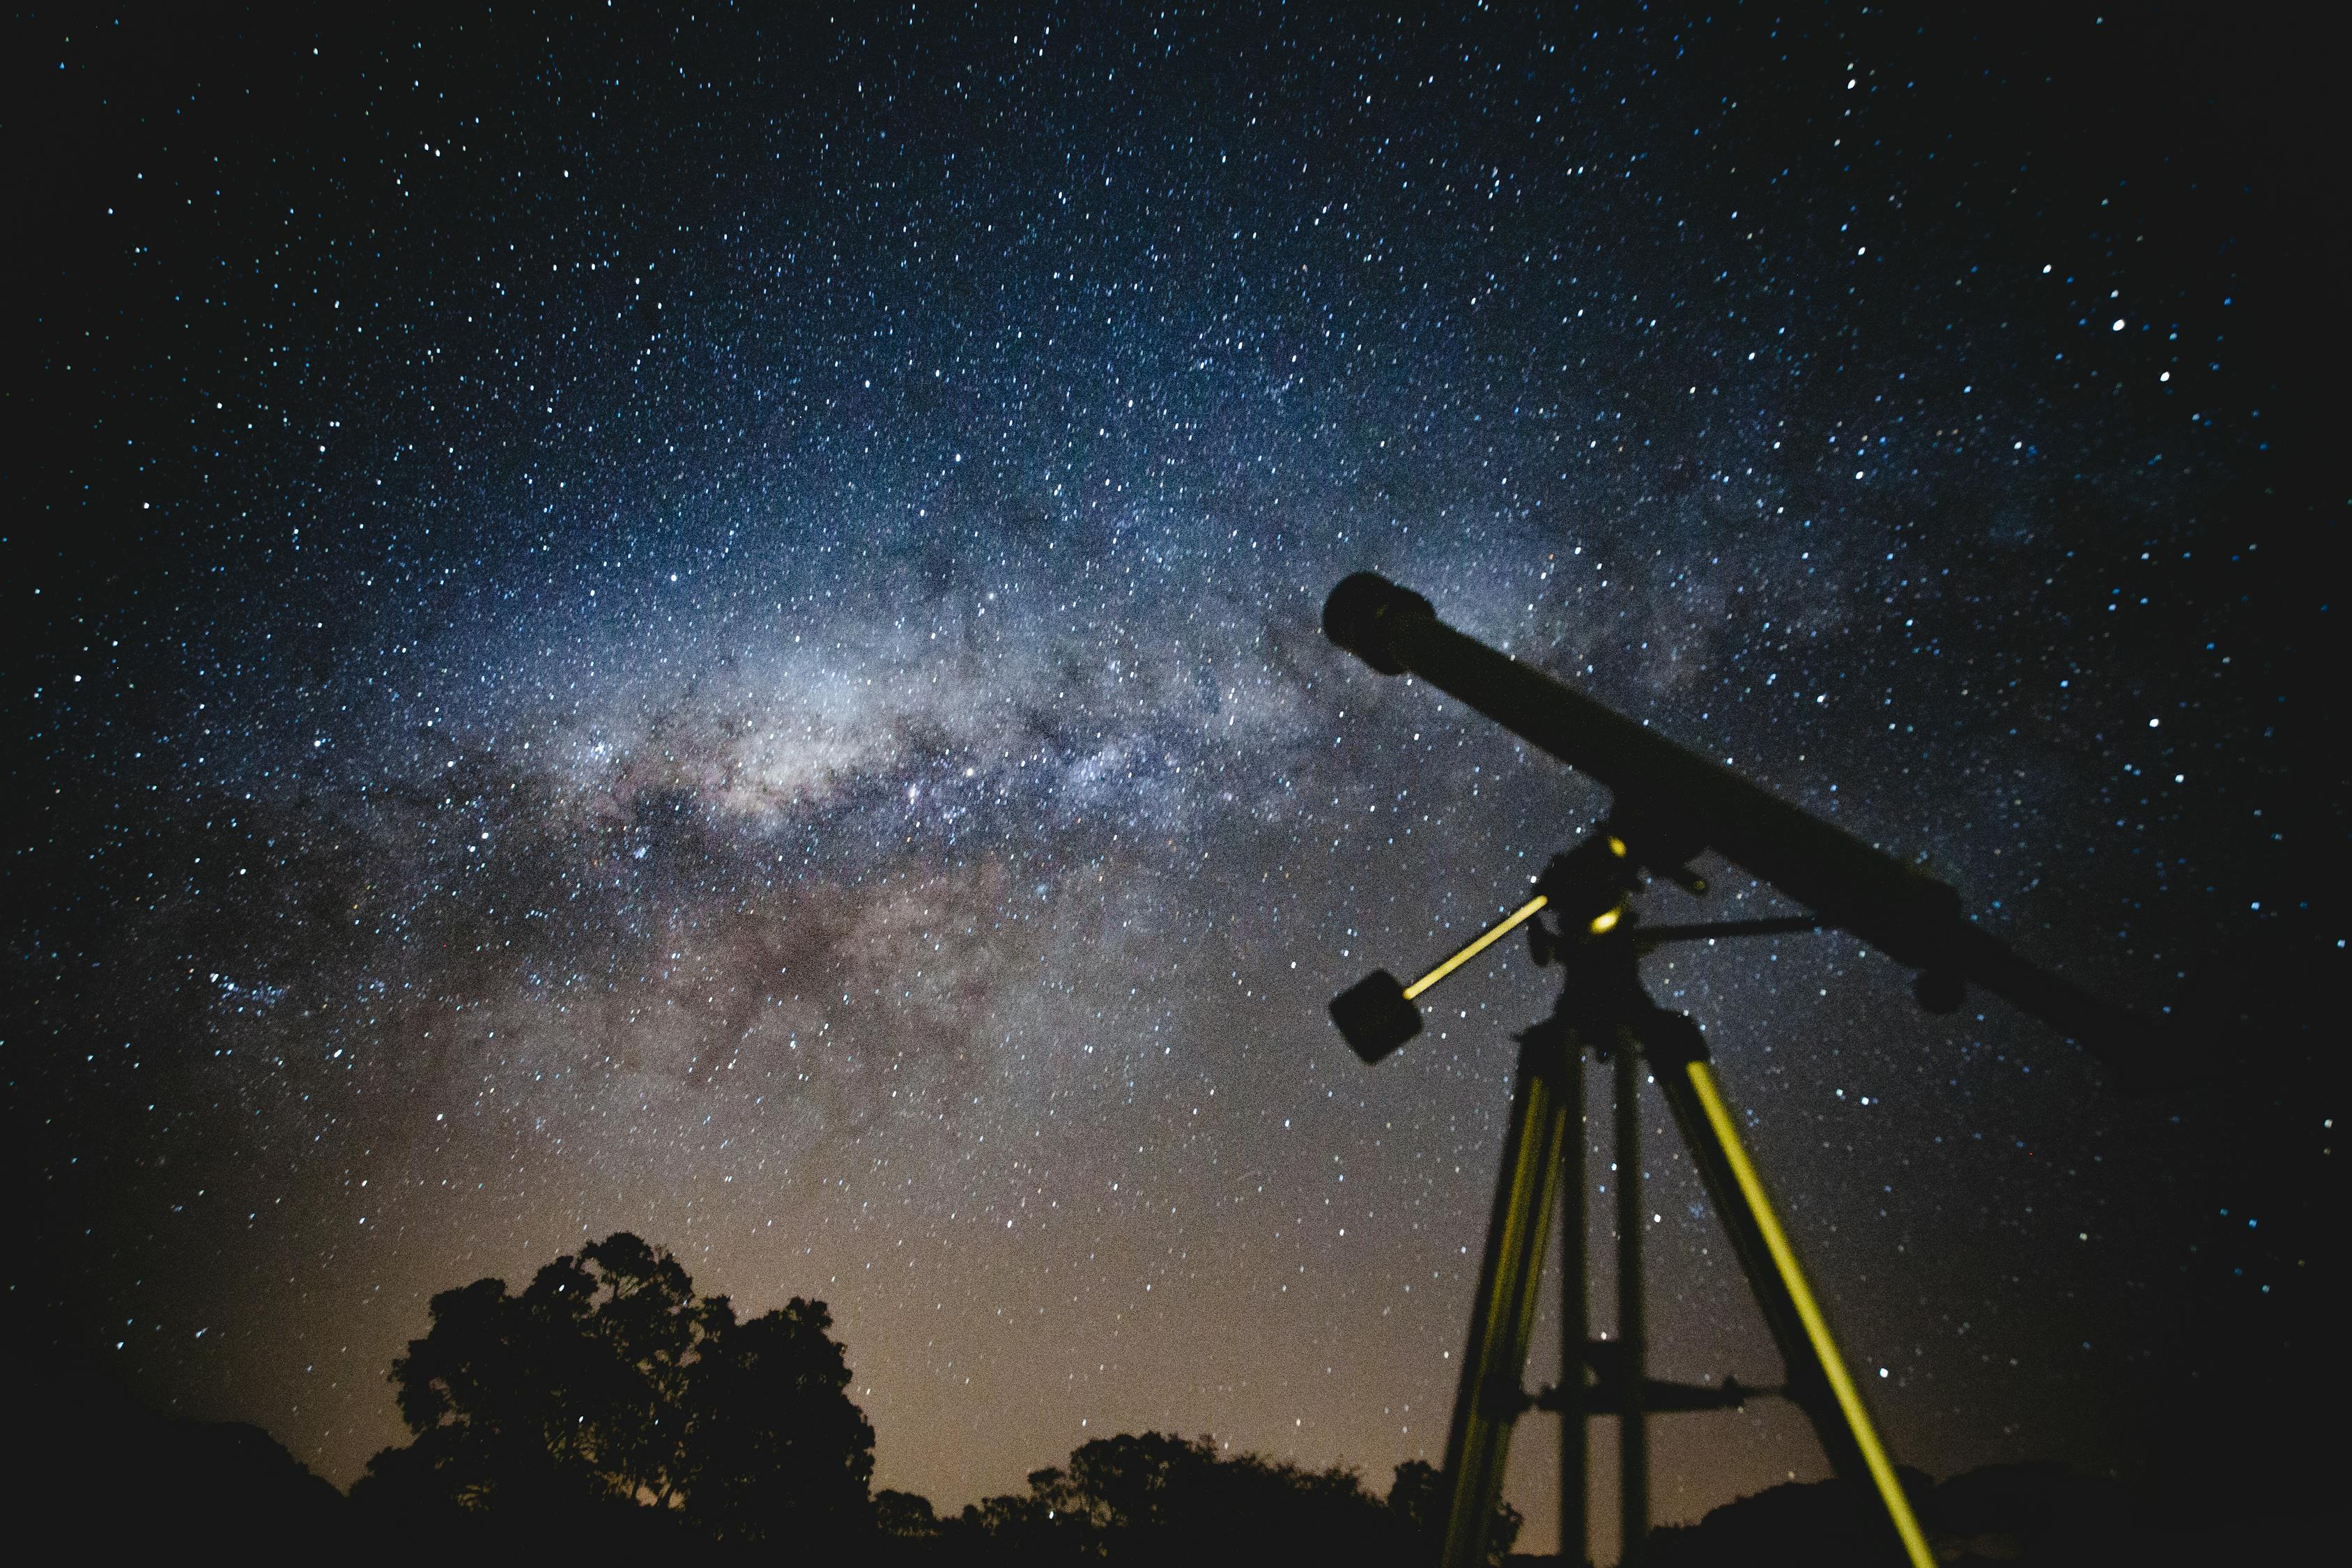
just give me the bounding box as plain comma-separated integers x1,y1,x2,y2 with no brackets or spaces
1323,573,2150,1070
1559,1050,1587,1568
1615,1048,1648,1566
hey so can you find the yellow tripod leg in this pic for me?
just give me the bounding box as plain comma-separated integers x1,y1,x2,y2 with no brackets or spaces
1437,1035,1571,1568
1677,1059,1935,1568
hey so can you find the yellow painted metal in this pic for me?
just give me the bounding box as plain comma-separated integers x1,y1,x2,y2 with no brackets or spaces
1404,894,1550,1001
1438,1045,1569,1568
1681,1060,1936,1568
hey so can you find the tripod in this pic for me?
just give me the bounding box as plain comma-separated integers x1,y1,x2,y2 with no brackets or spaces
1333,829,1935,1568
1316,576,2157,1567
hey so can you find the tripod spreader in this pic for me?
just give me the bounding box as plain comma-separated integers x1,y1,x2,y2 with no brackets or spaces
1530,1370,1775,1417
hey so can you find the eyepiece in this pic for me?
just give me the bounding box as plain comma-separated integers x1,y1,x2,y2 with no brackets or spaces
1323,572,1436,675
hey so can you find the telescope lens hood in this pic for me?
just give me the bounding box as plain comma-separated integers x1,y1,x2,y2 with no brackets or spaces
1323,571,1436,675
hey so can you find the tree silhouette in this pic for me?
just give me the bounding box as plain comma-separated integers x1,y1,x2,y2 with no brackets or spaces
682,1296,877,1544
353,1231,872,1542
875,1486,944,1538
1385,1457,1444,1539
950,1431,1521,1567
1383,1457,1523,1565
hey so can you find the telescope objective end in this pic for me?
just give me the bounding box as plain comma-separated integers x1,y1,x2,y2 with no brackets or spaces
1323,572,1434,675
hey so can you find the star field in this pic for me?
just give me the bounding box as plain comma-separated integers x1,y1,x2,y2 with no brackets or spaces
13,7,2331,1556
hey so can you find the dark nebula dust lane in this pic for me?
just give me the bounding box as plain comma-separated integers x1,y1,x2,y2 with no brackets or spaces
12,6,2331,1553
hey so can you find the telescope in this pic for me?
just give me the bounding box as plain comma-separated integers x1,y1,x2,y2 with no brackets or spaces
1323,571,2156,1077
1317,572,2165,1568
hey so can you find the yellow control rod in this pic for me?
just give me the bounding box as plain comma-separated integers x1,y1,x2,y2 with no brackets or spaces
1404,894,1551,1000
1682,1059,1936,1568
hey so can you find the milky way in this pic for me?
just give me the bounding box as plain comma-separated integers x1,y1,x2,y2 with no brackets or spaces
16,8,2328,1554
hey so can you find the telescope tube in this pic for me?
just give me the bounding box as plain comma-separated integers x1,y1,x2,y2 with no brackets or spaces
1323,572,2149,1071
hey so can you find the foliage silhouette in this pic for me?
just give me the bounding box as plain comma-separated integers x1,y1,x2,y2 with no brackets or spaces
877,1486,945,1537
352,1231,873,1546
944,1431,1521,1567
682,1295,877,1542
1635,1461,2335,1567
17,1320,347,1554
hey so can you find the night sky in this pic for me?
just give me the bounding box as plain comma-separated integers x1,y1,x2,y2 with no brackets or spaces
13,6,2334,1555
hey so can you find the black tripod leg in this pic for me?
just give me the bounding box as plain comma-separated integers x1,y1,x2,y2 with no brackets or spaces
1558,1049,1587,1568
1615,1045,1649,1567
1438,1034,1572,1568
1648,1043,1935,1568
